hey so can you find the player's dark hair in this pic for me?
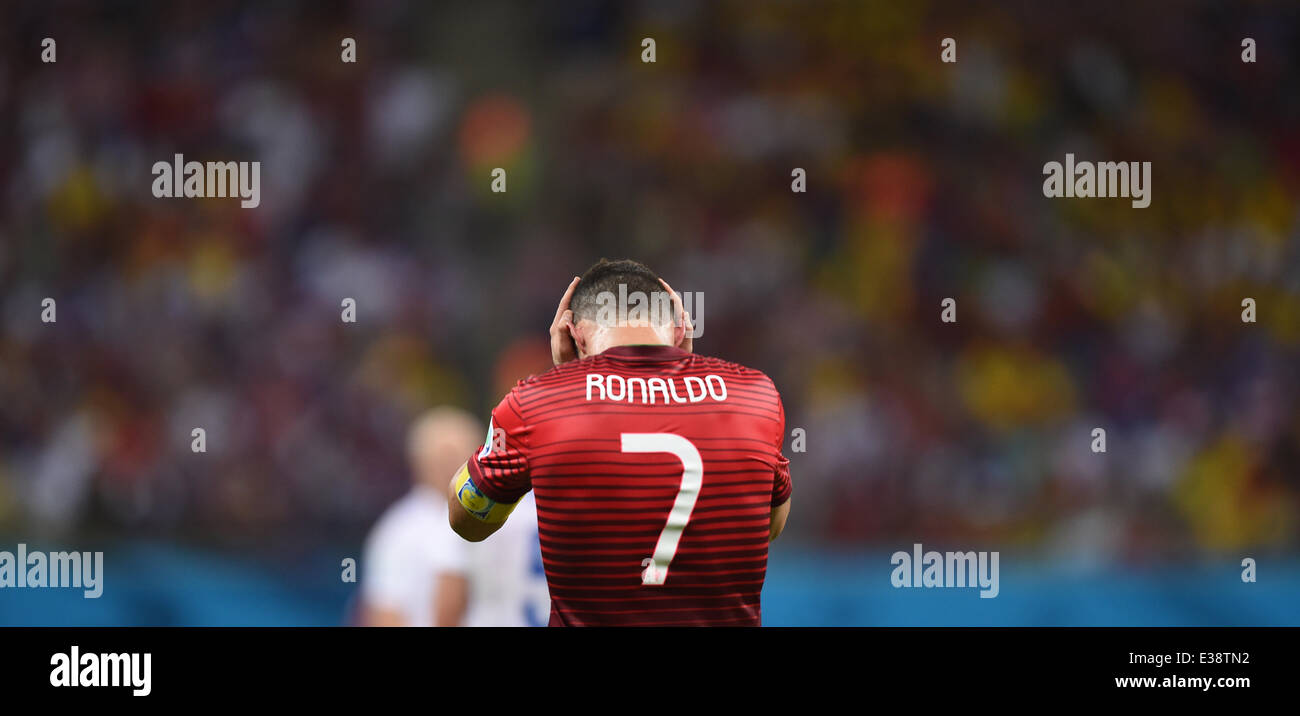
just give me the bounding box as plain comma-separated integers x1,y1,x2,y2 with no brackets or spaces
569,258,670,325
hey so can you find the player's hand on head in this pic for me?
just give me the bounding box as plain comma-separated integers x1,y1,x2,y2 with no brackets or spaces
550,276,581,366
659,278,693,354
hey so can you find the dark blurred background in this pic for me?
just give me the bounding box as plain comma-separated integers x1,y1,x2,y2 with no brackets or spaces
1,0,1298,625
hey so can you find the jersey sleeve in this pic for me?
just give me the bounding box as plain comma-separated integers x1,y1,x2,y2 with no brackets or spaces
771,387,792,507
466,387,532,504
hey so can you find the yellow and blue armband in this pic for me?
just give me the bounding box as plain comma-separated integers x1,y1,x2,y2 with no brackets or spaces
453,463,519,523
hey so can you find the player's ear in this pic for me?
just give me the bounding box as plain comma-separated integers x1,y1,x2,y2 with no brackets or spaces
570,319,588,358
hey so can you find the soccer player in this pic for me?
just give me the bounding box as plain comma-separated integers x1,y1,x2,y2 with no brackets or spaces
447,259,792,626
360,407,549,627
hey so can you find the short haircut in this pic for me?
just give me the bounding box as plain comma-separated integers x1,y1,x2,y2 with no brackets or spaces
569,258,672,326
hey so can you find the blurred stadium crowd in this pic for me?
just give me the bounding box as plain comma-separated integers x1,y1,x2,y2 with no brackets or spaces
1,0,1297,566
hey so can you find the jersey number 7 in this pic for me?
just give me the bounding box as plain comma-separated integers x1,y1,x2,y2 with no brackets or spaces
622,433,703,586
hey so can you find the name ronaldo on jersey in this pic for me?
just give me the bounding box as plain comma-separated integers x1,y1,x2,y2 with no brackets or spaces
585,373,727,404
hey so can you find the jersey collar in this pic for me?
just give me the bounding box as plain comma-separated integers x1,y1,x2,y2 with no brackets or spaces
599,344,690,362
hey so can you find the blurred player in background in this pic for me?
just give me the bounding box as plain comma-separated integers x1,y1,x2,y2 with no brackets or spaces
360,407,548,627
448,259,792,626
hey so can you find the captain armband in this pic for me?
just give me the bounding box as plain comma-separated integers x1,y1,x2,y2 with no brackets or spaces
453,463,520,524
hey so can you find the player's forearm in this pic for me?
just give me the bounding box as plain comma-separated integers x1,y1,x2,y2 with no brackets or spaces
769,499,790,542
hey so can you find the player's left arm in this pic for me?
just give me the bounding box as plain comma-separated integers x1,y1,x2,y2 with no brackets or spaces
448,392,533,542
447,460,521,542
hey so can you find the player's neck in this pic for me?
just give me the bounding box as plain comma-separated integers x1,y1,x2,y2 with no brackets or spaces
587,325,671,356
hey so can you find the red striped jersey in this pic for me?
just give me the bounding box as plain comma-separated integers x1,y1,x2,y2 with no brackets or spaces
466,344,791,626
